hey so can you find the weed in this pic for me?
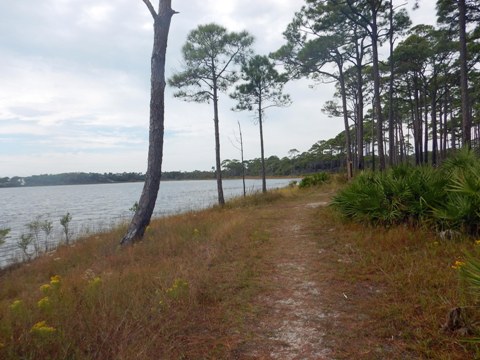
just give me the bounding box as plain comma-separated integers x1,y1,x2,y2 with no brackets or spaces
0,228,10,246
17,233,34,261
60,213,72,245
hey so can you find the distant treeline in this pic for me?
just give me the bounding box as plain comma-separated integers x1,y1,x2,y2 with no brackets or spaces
0,152,348,188
0,172,146,188
1,134,370,188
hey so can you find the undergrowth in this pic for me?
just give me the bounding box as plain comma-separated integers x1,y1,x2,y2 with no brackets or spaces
331,149,480,237
298,172,330,188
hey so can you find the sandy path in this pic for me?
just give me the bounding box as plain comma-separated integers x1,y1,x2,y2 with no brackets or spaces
233,195,334,359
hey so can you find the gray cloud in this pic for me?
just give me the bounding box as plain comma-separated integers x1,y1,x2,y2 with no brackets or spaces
0,0,437,176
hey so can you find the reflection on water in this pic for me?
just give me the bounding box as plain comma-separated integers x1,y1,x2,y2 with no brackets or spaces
0,178,295,267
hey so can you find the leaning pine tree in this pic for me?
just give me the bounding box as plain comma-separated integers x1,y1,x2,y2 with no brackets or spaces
121,0,177,246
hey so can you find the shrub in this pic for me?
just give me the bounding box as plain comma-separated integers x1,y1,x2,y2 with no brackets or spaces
331,166,446,226
0,228,10,246
60,213,72,245
331,149,480,237
432,149,480,235
299,172,330,188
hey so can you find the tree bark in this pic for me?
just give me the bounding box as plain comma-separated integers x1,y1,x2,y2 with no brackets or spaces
355,32,365,171
431,77,438,166
423,89,429,165
238,121,246,197
443,90,448,158
121,0,176,246
459,0,471,148
371,18,386,170
213,80,225,205
388,0,395,167
339,66,353,179
258,97,267,193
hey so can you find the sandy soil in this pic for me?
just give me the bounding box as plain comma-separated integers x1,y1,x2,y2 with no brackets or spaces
232,192,337,359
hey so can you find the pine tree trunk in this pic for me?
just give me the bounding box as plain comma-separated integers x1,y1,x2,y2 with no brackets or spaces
459,0,471,148
424,90,429,165
339,67,353,178
431,73,438,166
258,98,267,193
213,83,225,205
121,0,176,246
388,0,395,167
238,121,246,197
371,21,385,170
356,52,364,171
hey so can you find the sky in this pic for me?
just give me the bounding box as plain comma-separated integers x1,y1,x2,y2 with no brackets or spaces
0,0,438,177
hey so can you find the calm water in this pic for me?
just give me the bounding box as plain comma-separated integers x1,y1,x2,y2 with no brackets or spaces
0,179,295,266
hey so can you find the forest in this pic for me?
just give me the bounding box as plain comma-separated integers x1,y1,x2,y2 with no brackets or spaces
168,0,480,183
269,0,480,175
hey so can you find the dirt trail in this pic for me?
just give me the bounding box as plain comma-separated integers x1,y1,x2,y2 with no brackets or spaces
233,193,335,359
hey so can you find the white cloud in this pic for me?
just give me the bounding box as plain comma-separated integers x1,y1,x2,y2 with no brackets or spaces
0,52,149,129
78,4,114,27
0,150,148,177
0,0,439,176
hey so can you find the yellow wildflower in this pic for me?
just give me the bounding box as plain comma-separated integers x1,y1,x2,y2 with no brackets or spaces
50,275,61,288
475,240,480,245
451,260,466,270
9,300,23,312
166,279,189,299
37,296,51,310
30,321,56,335
40,284,51,294
88,276,102,287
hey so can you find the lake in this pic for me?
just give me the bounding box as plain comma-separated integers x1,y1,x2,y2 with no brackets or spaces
0,178,296,267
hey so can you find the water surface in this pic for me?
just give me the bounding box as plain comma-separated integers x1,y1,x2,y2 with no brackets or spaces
0,178,295,266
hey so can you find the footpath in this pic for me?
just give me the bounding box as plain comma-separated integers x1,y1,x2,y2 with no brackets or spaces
230,188,418,360
233,190,334,359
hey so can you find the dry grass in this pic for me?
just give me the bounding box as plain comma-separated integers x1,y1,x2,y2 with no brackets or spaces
311,205,480,359
1,183,479,359
0,190,294,359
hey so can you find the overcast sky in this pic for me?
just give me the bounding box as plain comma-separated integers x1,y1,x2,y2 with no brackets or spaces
0,0,437,177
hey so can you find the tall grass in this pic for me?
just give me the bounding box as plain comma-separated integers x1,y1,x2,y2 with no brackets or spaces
311,206,478,358
0,190,290,359
331,149,480,237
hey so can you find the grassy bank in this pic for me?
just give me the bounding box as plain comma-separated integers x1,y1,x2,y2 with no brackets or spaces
310,205,479,358
0,190,292,359
0,183,478,358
